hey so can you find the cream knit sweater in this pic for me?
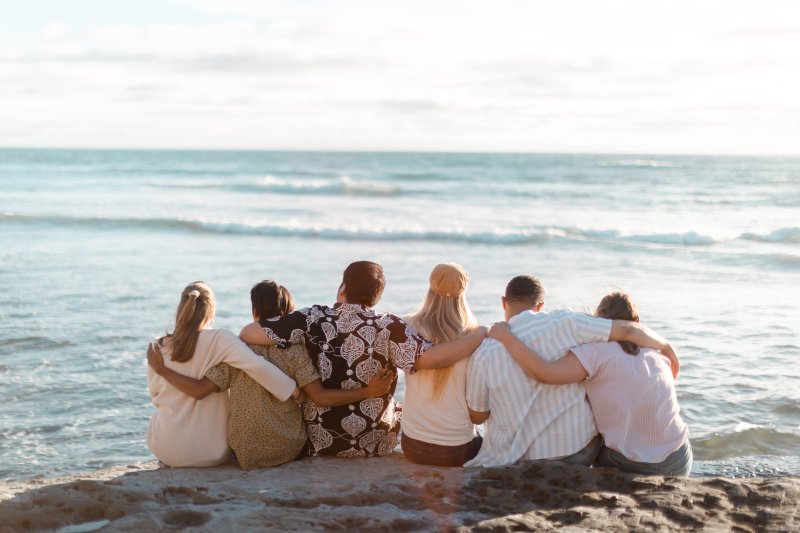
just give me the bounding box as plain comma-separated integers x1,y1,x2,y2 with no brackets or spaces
146,328,295,467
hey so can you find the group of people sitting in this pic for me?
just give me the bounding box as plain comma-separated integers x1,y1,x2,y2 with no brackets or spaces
146,260,691,477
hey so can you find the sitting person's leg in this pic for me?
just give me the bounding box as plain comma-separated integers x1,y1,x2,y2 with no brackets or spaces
402,433,483,467
551,434,602,466
595,440,692,476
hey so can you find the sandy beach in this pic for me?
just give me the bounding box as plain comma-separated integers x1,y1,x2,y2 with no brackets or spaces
1,455,797,532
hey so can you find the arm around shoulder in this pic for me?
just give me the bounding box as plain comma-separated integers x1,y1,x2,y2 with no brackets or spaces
240,321,276,345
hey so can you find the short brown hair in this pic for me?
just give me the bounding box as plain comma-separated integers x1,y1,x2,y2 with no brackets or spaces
504,275,545,306
342,261,385,308
251,280,295,320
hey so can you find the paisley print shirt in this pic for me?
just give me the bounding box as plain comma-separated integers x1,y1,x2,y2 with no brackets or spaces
260,302,433,457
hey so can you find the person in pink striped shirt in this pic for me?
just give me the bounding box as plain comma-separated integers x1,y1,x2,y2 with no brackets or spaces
488,291,691,476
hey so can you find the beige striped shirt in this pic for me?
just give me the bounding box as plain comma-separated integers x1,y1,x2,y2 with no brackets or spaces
465,309,611,467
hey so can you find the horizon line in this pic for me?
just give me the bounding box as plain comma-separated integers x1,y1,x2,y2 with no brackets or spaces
1,145,799,158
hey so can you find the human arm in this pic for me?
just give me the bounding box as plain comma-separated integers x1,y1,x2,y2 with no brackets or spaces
240,321,276,345
302,369,393,407
488,322,588,384
240,309,310,346
609,320,679,378
468,408,490,424
147,342,220,400
215,330,298,401
413,327,488,370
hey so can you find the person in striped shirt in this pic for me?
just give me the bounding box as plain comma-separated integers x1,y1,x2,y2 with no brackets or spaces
464,275,677,468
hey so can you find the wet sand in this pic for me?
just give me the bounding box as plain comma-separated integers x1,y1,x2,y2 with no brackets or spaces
1,454,797,532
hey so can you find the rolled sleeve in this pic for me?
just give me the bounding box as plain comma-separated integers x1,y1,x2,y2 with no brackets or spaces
387,318,433,372
570,313,613,345
205,363,232,391
570,344,601,379
259,309,309,348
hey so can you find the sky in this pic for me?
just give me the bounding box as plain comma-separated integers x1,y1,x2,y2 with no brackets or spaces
1,0,799,154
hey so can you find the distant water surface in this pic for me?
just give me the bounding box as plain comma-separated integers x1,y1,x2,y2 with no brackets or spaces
1,149,798,480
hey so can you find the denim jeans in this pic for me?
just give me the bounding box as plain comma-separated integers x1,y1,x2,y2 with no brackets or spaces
401,433,483,467
595,440,693,477
548,434,603,467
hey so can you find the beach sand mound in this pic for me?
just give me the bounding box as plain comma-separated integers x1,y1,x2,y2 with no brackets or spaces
1,455,797,532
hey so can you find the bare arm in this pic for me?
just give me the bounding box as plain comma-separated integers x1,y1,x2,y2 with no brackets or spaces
302,369,393,407
147,343,220,400
488,322,588,384
609,320,679,378
468,408,490,424
240,321,277,345
414,327,488,370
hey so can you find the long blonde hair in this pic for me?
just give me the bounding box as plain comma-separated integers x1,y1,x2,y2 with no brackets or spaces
169,281,216,363
405,263,478,400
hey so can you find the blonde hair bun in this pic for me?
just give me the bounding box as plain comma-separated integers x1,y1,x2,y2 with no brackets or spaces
429,262,468,298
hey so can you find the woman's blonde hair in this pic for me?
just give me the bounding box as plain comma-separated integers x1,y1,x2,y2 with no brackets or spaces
169,281,216,363
405,263,478,400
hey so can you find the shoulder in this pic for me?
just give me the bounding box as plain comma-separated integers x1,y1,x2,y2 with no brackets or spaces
472,338,503,361
202,328,237,342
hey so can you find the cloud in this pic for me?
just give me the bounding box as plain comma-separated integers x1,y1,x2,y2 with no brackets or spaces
0,1,799,153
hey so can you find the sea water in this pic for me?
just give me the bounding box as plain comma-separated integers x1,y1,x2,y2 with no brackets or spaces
0,149,798,480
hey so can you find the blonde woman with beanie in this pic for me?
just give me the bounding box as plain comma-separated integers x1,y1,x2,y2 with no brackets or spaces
401,263,484,466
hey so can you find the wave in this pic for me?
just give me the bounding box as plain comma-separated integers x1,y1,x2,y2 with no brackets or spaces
692,426,800,461
598,159,678,168
3,213,799,258
740,227,800,244
149,175,402,197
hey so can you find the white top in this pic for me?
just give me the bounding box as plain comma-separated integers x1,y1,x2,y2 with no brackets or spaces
401,357,476,446
146,328,296,467
571,342,689,463
465,309,611,467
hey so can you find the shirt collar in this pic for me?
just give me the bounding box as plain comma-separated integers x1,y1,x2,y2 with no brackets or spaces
333,302,375,315
507,309,536,326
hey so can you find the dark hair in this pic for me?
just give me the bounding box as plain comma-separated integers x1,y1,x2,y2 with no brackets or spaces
504,275,545,306
595,291,640,355
341,261,385,308
251,280,295,320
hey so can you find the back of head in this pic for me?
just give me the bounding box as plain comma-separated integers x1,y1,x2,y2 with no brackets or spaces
251,280,295,320
504,275,545,307
342,260,385,308
170,281,216,363
595,291,640,355
406,263,478,400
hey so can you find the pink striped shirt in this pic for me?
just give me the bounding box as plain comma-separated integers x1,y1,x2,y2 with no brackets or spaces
571,342,689,463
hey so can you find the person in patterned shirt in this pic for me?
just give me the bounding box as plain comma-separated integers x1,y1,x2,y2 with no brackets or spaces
240,261,488,458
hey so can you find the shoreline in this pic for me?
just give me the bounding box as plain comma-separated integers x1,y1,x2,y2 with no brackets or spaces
1,455,797,532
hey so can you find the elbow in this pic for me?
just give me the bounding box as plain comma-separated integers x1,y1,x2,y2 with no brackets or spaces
191,391,211,401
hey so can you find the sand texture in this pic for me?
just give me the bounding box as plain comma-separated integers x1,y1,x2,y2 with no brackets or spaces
1,455,798,532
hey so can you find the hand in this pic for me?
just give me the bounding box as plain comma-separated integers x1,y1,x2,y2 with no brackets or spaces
147,342,166,374
660,343,680,379
291,386,305,405
365,368,394,396
488,321,512,342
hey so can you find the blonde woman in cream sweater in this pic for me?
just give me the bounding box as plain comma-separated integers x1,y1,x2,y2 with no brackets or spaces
146,281,300,467
401,263,484,467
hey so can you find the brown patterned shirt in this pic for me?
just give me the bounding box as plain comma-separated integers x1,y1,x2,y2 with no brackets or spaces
260,302,433,457
205,343,319,469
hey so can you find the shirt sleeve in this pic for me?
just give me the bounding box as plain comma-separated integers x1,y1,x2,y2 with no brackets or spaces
569,344,601,380
259,309,310,348
215,330,296,401
568,312,613,345
205,363,232,391
290,345,321,388
386,316,434,372
466,346,490,412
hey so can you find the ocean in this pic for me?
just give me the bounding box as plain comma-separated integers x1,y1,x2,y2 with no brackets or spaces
1,148,798,480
